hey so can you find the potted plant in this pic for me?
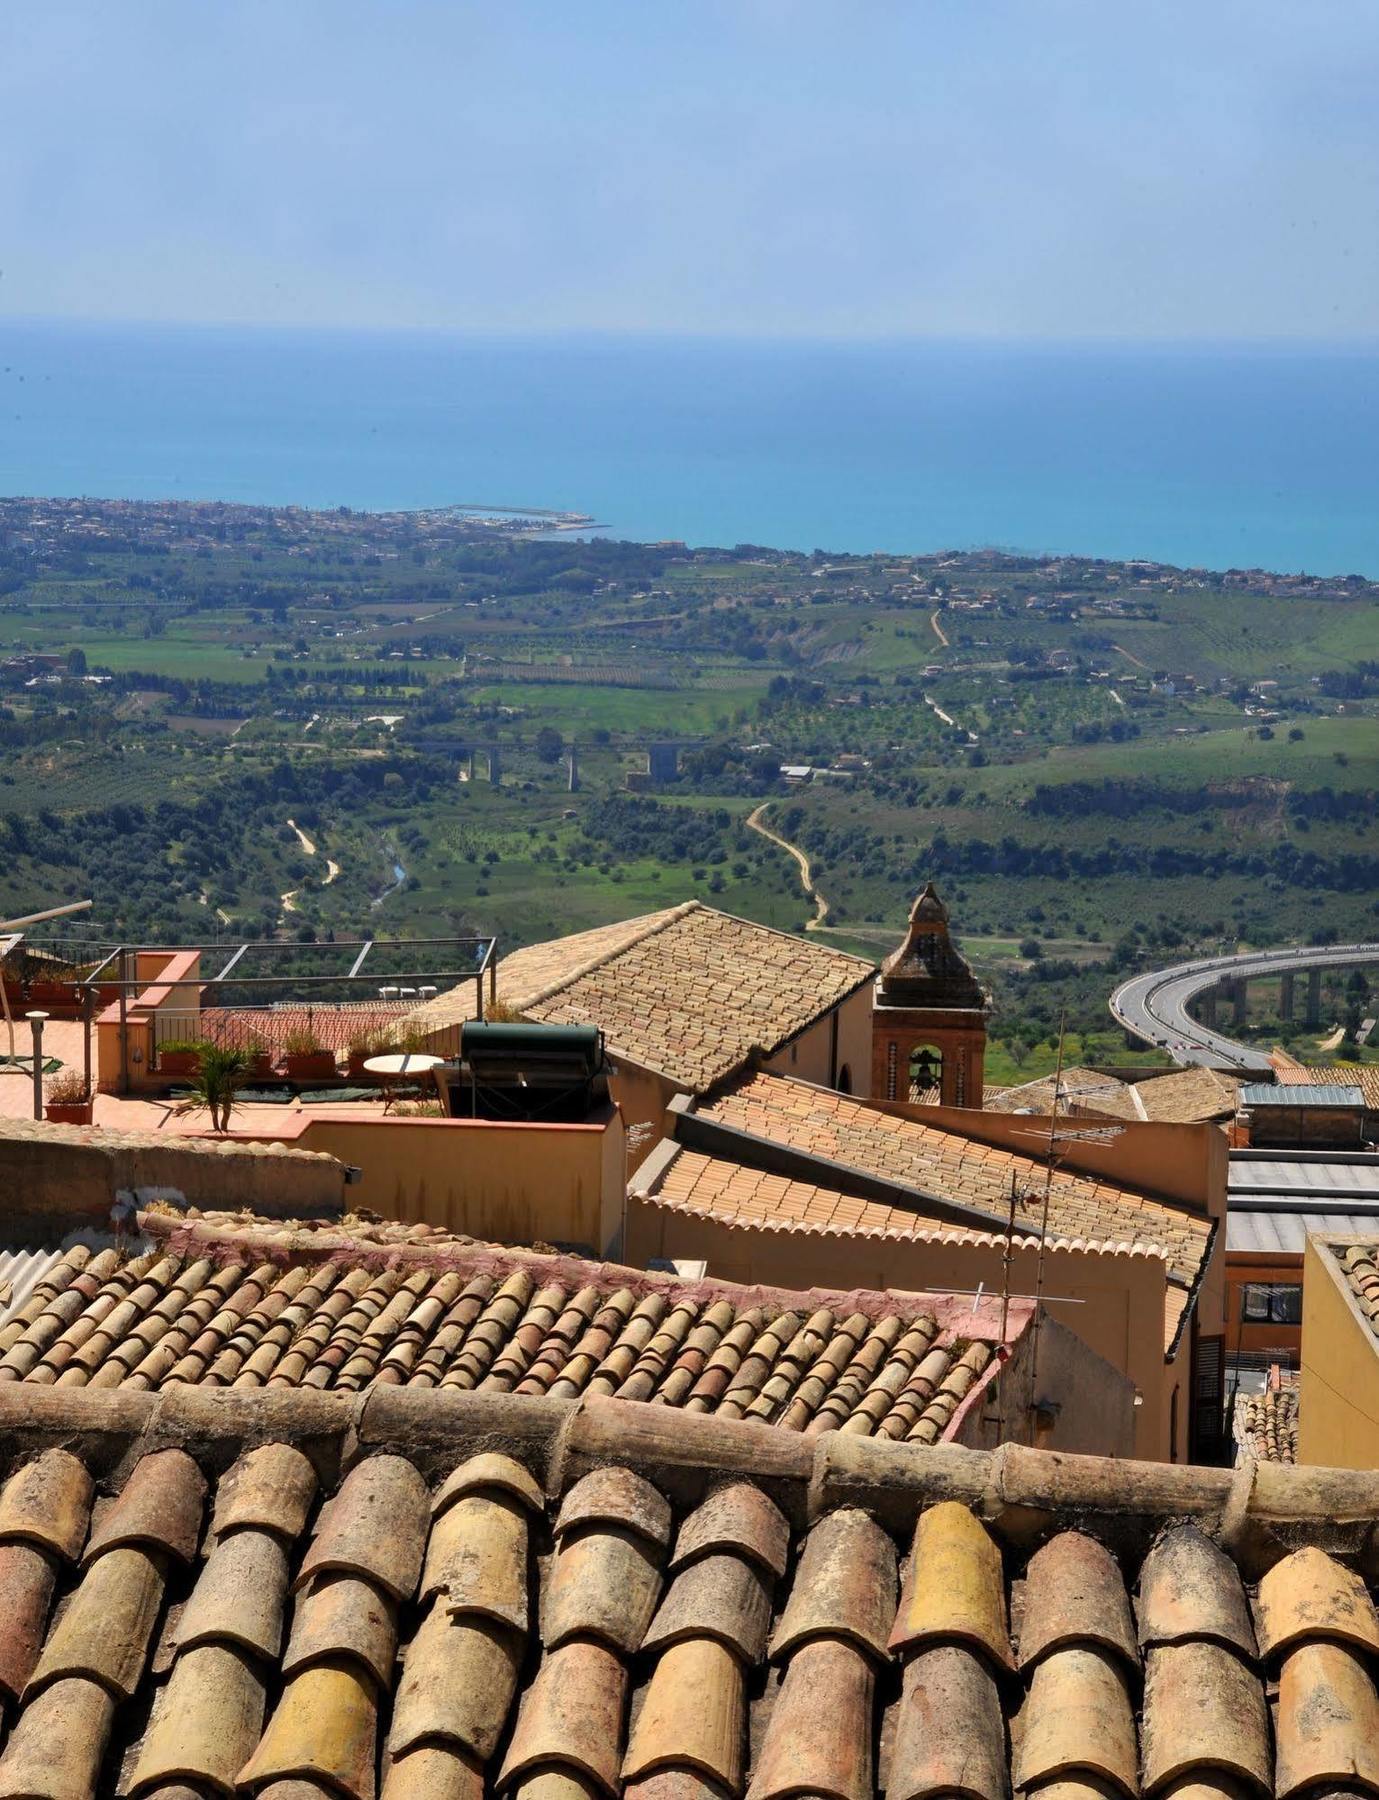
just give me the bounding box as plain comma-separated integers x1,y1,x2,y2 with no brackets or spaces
158,1038,202,1078
175,1043,252,1133
346,1027,393,1080
44,1068,94,1126
282,1026,337,1083
244,1035,277,1081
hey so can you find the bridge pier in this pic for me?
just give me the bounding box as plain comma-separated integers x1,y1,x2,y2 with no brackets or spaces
1199,990,1217,1028
1232,979,1248,1027
1280,972,1295,1021
1306,968,1322,1027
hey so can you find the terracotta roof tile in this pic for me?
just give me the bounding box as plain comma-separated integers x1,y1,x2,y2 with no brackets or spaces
696,1073,1215,1291
1,1396,1378,1800
0,1222,1014,1447
1233,1382,1299,1466
407,902,872,1092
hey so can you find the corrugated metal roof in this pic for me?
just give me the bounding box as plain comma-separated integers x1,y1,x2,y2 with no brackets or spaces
1239,1083,1365,1107
0,1230,118,1328
1227,1209,1379,1253
1230,1158,1379,1201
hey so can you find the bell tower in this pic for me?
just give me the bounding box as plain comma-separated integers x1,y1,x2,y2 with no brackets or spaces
872,882,988,1107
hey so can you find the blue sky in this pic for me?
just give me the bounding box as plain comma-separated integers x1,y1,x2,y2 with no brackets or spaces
2,0,1377,338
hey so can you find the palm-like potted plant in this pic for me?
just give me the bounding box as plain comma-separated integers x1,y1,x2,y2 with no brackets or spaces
282,1026,337,1083
176,1042,252,1133
44,1067,94,1126
158,1038,202,1078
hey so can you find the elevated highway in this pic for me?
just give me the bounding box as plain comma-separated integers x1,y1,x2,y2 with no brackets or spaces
1110,942,1379,1072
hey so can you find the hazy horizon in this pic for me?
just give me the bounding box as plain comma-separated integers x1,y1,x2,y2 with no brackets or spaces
3,1,1378,342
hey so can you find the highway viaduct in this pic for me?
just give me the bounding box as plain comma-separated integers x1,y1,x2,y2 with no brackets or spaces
1110,942,1379,1072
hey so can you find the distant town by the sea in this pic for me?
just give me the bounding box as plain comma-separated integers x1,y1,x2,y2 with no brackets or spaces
3,321,1379,576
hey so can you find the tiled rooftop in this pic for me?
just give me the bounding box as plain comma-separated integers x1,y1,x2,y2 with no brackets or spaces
984,1064,1241,1125
1234,1382,1300,1465
1277,1061,1379,1109
1339,1242,1379,1342
698,1073,1216,1290
0,1217,1017,1443
405,902,874,1091
1134,1065,1243,1123
983,1065,1142,1122
0,1383,1374,1800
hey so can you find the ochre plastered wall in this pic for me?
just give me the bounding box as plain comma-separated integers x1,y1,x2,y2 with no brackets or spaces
1299,1237,1379,1469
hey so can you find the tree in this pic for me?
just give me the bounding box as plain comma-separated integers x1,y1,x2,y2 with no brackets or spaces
535,727,563,765
65,647,87,674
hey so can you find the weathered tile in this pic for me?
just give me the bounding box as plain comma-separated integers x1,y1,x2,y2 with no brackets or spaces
1136,1525,1257,1659
284,1572,399,1688
210,1443,318,1543
1013,1646,1137,1796
543,1525,664,1653
432,1452,544,1520
0,1449,92,1561
0,1674,116,1800
380,1743,484,1800
889,1501,1011,1671
255,1784,342,1800
239,1657,378,1800
668,1484,789,1580
770,1508,896,1662
644,1553,773,1663
1018,1532,1138,1672
1254,1547,1379,1662
174,1527,291,1661
887,1644,1007,1800
0,1541,58,1701
513,1773,609,1800
294,1456,428,1602
625,1774,731,1800
27,1545,165,1701
1140,1642,1270,1794
83,1448,205,1567
1275,1641,1379,1798
745,1637,873,1800
555,1467,671,1548
387,1601,522,1763
624,1637,745,1791
499,1638,629,1798
131,1641,267,1795
422,1492,530,1629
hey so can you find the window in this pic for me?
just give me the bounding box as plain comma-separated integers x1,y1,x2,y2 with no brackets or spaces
1240,1283,1302,1326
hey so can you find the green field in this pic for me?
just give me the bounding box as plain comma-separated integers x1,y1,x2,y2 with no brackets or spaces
2,496,1376,1060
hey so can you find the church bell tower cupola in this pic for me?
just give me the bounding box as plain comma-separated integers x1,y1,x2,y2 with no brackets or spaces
871,882,988,1107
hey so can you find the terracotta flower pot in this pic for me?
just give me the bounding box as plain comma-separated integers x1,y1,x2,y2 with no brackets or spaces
246,1053,277,1082
284,1050,338,1083
159,1050,201,1077
45,1100,94,1125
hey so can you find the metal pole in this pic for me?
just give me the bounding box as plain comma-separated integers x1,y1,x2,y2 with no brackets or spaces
26,1012,47,1120
118,949,130,1096
82,985,93,1101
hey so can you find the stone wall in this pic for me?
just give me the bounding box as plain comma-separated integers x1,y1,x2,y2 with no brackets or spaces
0,1116,345,1239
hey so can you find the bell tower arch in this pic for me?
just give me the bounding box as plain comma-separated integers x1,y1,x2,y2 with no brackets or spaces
872,883,988,1107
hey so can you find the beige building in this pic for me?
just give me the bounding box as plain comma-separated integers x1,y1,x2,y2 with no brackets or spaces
629,1070,1227,1462
1299,1234,1379,1468
406,901,875,1164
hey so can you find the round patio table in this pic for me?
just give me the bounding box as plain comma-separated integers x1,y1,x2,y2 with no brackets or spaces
362,1051,445,1112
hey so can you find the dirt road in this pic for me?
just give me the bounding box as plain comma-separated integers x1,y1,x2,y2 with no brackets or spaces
746,803,829,928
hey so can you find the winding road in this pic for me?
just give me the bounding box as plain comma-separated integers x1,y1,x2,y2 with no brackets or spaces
1110,941,1379,1071
746,803,829,928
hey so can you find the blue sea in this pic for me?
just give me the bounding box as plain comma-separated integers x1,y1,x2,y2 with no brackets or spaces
2,320,1378,575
